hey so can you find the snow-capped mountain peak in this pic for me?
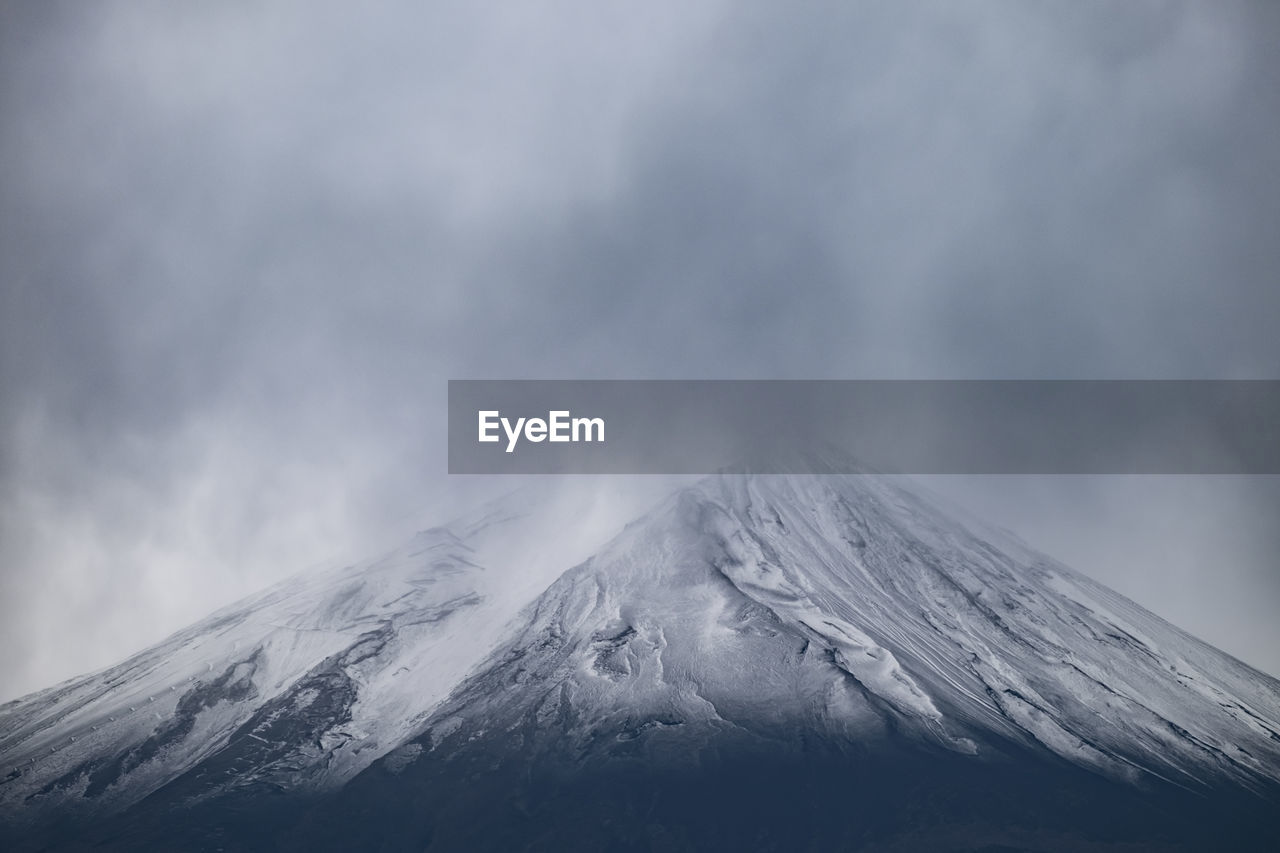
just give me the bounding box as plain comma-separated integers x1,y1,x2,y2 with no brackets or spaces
3,471,1278,850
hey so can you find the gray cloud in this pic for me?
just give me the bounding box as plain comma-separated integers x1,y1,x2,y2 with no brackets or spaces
2,0,1278,700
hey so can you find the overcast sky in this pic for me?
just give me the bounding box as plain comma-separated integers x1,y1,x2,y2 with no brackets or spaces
2,1,1278,701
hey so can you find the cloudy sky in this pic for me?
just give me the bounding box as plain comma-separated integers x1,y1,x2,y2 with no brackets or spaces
2,0,1278,701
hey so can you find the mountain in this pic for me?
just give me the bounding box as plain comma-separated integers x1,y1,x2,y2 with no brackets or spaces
2,470,1278,851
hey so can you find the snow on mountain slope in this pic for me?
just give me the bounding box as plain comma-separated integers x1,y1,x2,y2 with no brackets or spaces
0,482,661,824
701,473,1280,791
390,472,1280,800
3,467,1279,850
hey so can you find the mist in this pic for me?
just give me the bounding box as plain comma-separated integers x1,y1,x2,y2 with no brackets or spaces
2,1,1277,701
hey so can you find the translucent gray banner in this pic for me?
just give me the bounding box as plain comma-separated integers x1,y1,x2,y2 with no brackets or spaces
447,380,1280,474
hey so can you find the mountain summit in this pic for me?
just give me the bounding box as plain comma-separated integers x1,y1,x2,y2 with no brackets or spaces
3,472,1278,850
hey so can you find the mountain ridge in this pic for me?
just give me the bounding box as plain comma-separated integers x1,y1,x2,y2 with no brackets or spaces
3,471,1278,850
